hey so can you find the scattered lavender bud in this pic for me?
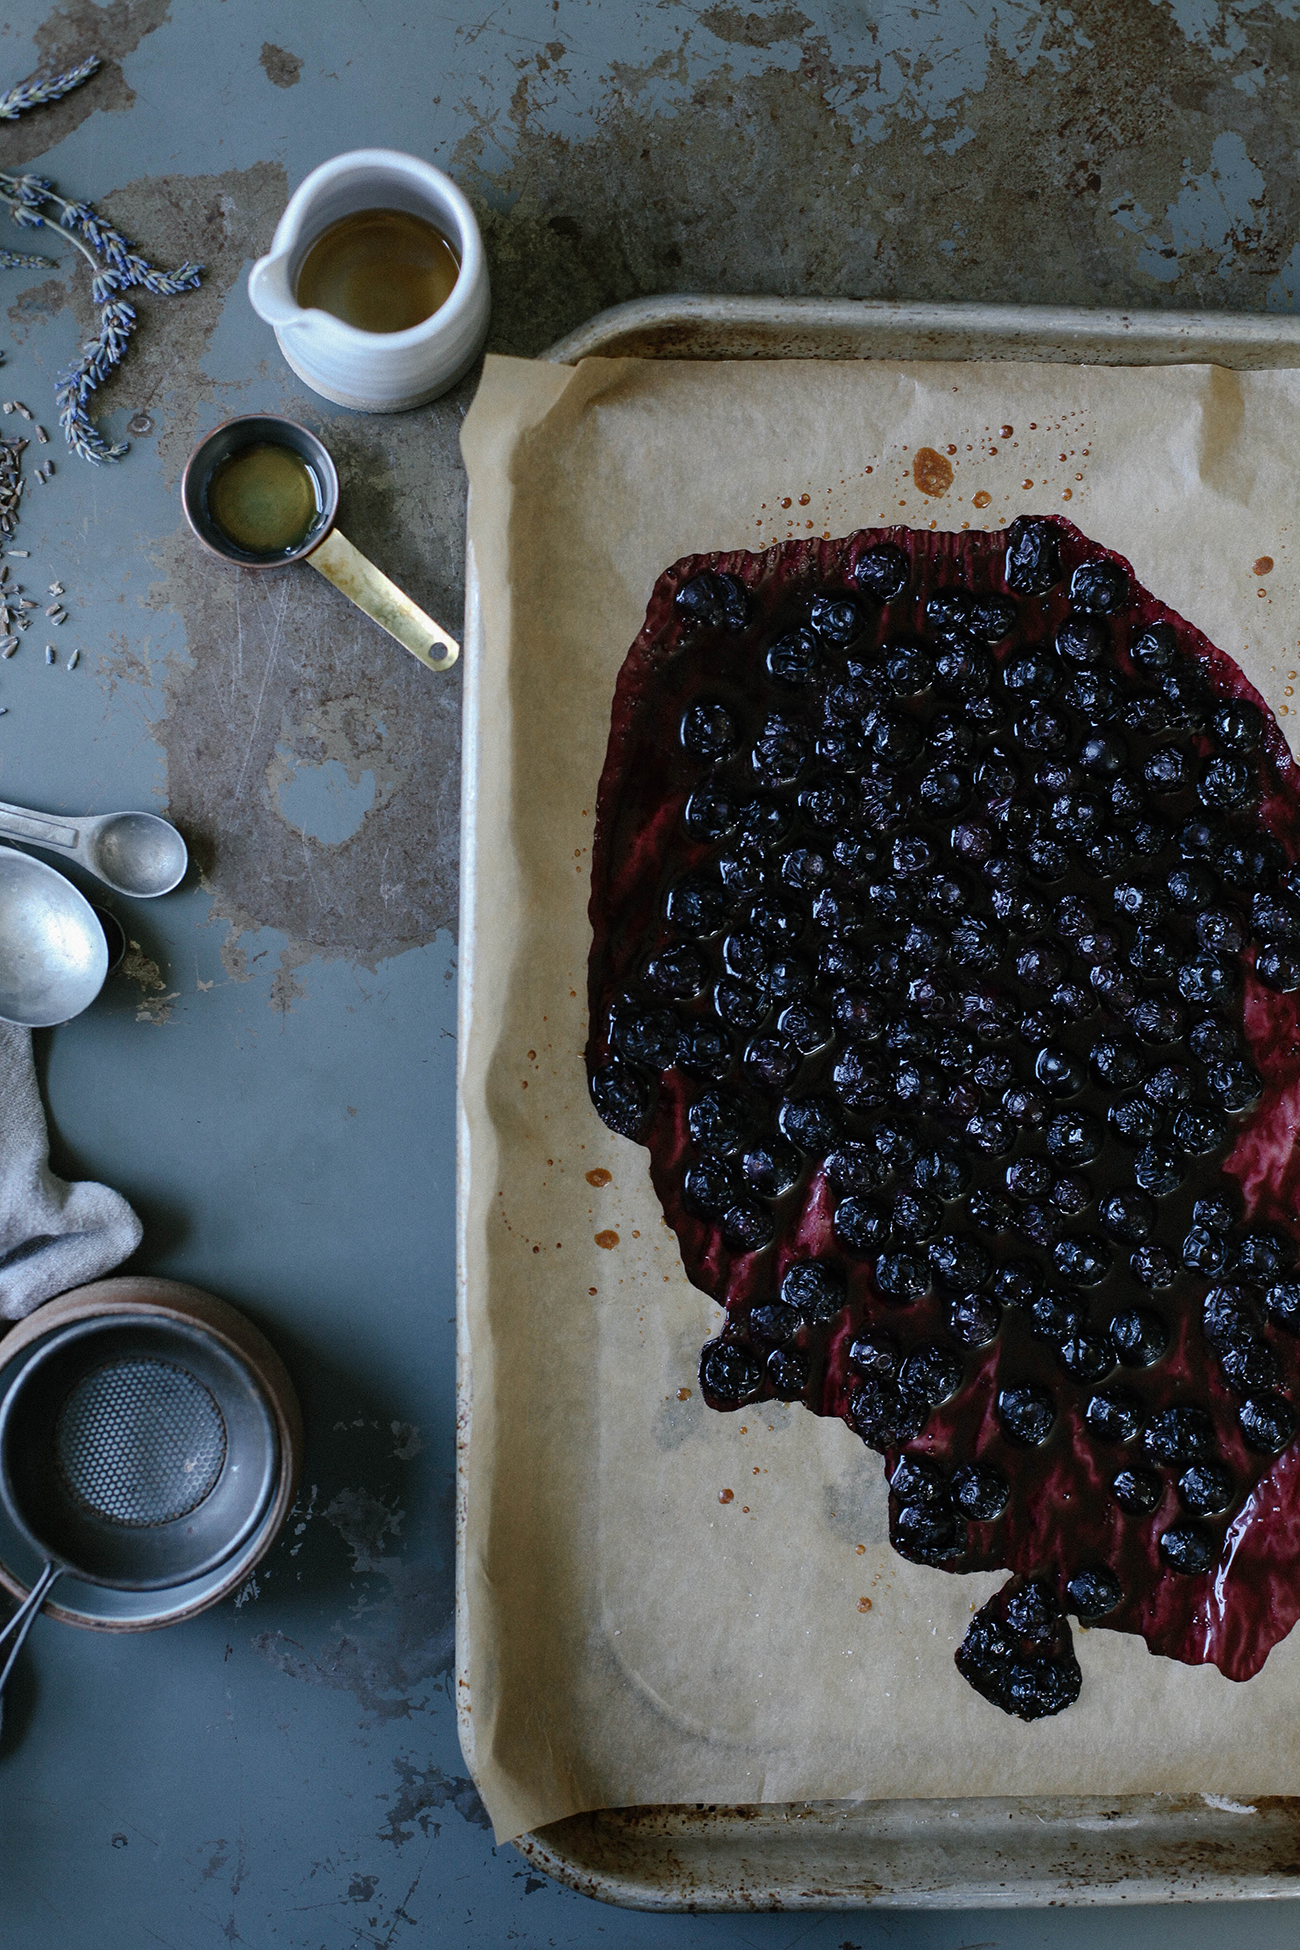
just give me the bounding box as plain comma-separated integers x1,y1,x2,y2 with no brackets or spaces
6,549,28,557
67,647,78,669
34,426,46,443
44,644,54,664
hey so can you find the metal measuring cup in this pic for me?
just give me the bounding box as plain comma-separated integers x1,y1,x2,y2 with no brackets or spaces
180,414,458,673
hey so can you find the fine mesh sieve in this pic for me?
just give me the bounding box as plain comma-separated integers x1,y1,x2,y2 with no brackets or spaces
0,1307,284,1722
0,1316,279,1591
54,1358,229,1529
0,1278,300,1738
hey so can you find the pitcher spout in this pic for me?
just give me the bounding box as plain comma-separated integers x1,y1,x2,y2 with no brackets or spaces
247,251,303,330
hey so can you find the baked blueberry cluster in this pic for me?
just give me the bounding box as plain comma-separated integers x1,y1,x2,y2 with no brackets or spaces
587,517,1300,1716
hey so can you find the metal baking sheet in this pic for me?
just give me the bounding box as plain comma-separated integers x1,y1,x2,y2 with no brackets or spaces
460,293,1300,1909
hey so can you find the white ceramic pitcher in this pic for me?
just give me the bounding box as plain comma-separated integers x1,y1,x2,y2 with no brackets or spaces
247,149,490,413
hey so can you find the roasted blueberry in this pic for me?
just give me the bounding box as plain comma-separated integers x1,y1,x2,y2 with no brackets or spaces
849,1331,899,1378
927,1233,991,1289
1130,621,1177,670
1131,1244,1177,1288
646,944,708,999
1113,1465,1163,1513
1065,1567,1122,1618
1071,558,1126,613
1167,862,1217,911
744,1033,800,1091
1046,1110,1103,1167
781,1260,846,1324
1264,1280,1300,1330
952,1461,1010,1519
998,1385,1056,1445
1143,1404,1216,1466
699,1338,763,1406
1090,1037,1144,1090
1160,1524,1216,1575
875,1250,931,1302
678,1022,734,1080
1110,1307,1167,1367
610,997,681,1070
1057,615,1108,665
590,1062,653,1138
1086,1389,1144,1443
1199,754,1255,811
849,1377,925,1449
1134,1145,1187,1199
718,1202,770,1255
945,1294,1001,1354
1255,944,1300,992
1059,1331,1117,1380
853,541,910,600
900,1343,964,1406
1239,1394,1296,1454
766,1346,808,1399
1005,518,1062,594
810,592,865,645
1054,1237,1111,1288
889,1452,949,1508
675,570,749,630
1109,1096,1162,1146
681,701,737,761
740,1137,802,1199
1178,1461,1235,1514
778,1094,840,1151
894,1502,962,1563
767,626,821,686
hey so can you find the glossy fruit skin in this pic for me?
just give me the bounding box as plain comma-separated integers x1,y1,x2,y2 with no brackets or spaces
589,516,1300,1721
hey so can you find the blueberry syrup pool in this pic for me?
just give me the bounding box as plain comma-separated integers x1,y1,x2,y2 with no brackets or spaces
587,516,1300,1718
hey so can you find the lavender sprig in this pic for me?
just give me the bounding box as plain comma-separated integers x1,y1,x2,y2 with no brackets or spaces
0,248,53,270
0,54,98,122
56,301,135,462
0,57,202,463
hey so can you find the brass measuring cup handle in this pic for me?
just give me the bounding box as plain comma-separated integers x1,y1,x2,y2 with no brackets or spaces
304,528,458,672
181,414,460,675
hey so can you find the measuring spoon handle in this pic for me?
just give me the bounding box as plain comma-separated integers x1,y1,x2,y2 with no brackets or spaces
0,799,82,857
305,528,459,673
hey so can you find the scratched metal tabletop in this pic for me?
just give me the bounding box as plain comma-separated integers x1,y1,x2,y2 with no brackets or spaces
0,3,1298,1945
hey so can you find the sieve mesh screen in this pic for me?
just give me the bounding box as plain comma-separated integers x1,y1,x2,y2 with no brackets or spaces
54,1358,227,1528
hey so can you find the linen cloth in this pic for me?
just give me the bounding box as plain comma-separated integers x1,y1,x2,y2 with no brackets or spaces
0,1020,141,1319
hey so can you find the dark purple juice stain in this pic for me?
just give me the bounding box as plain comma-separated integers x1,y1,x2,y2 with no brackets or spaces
587,517,1300,1709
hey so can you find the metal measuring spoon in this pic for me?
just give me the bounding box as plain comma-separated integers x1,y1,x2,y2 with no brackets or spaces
0,799,187,898
0,847,108,1026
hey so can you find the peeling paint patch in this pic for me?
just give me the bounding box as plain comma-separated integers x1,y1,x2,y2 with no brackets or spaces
119,938,177,1026
378,1756,491,1847
259,41,303,88
252,1488,453,1720
0,0,173,170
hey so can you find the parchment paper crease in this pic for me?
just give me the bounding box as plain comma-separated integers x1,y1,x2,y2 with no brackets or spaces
458,352,1300,1845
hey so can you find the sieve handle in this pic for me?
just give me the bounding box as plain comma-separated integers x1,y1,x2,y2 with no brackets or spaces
0,1559,62,1708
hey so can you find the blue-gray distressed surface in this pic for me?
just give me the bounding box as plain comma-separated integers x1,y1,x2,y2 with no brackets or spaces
1,0,1300,1942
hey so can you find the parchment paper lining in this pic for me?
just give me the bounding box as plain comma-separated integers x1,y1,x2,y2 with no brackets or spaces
458,353,1300,1845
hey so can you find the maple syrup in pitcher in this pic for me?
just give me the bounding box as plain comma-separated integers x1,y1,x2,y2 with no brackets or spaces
295,208,460,334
